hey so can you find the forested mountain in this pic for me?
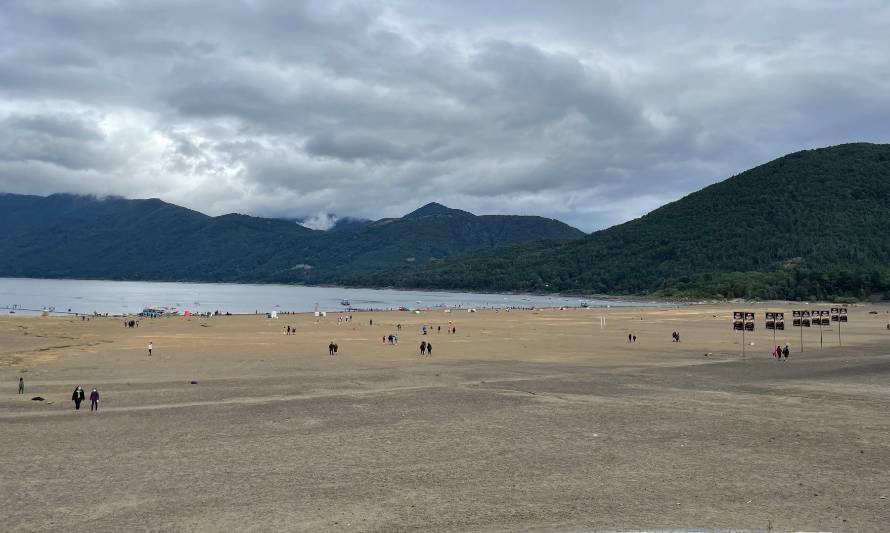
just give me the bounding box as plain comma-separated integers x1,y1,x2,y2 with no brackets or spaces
0,195,583,283
6,143,888,300
328,217,374,232
356,143,890,300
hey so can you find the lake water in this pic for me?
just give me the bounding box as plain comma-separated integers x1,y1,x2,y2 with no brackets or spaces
0,277,658,316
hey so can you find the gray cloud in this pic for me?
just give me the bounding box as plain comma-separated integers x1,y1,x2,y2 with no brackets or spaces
304,132,415,161
1,0,888,231
0,113,118,172
4,113,104,142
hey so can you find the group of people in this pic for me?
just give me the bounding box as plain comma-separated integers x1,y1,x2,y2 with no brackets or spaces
72,385,100,411
327,341,339,355
384,334,400,345
773,344,791,360
284,325,297,335
671,331,681,342
122,319,140,328
419,341,433,356
16,379,100,411
375,320,456,335
422,325,446,334
627,333,638,342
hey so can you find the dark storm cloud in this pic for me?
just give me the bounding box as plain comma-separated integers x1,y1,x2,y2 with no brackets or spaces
1,1,888,231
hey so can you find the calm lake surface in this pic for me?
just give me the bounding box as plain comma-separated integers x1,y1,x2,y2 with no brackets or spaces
0,277,658,316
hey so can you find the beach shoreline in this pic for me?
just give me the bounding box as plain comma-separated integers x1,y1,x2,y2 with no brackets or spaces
2,304,889,531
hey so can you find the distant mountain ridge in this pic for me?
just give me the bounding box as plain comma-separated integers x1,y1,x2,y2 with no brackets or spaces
8,143,886,300
327,217,374,232
402,202,473,220
0,195,584,283
355,143,890,300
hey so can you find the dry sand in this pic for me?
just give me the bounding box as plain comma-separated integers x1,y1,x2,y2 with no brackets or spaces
1,304,889,532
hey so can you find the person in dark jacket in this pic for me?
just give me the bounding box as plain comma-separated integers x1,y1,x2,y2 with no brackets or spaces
72,386,85,410
18,377,24,394
90,388,100,411
426,342,432,357
419,341,426,356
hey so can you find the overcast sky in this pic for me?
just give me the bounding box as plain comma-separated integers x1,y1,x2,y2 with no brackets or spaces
1,1,888,231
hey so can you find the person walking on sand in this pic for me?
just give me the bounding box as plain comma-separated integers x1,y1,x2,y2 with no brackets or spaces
18,377,24,394
328,342,335,356
426,342,432,357
148,341,153,356
90,388,99,411
72,386,85,410
419,341,427,356
783,344,790,360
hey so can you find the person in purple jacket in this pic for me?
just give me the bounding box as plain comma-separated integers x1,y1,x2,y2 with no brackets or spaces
72,386,85,410
90,388,100,411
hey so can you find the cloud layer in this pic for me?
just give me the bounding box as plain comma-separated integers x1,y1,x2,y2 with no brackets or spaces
1,1,888,231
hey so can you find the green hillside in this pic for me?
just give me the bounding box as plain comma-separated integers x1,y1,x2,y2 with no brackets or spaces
0,196,583,283
357,143,890,300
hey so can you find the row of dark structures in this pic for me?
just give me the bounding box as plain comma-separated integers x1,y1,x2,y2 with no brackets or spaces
732,308,849,331
732,308,850,353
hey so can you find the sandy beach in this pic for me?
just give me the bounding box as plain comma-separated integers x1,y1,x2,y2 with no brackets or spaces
2,304,889,532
